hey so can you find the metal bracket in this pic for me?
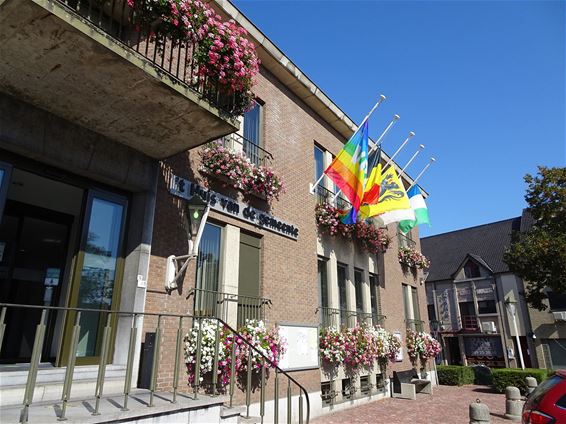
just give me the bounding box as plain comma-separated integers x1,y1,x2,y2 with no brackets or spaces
165,249,197,291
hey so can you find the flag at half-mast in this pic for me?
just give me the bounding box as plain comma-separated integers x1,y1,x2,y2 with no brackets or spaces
359,165,411,219
324,121,369,220
398,186,430,234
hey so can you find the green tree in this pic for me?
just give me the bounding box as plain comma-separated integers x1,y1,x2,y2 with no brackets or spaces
504,166,566,310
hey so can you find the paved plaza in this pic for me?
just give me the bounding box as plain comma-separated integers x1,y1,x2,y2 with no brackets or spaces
312,385,509,424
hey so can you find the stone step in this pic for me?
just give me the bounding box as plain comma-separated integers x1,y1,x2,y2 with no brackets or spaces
0,390,228,423
0,365,127,407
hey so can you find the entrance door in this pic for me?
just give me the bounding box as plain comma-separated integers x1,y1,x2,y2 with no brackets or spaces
0,201,73,363
61,190,127,365
446,337,462,365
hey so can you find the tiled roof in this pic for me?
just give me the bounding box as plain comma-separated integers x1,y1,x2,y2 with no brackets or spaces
421,217,522,282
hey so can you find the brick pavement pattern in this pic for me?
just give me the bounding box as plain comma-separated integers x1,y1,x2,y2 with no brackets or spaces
312,385,509,424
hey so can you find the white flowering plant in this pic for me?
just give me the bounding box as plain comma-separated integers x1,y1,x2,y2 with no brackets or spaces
184,318,285,392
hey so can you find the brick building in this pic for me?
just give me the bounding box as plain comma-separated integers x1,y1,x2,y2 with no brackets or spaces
0,0,430,421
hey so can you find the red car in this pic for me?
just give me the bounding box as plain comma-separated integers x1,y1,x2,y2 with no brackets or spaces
522,370,566,424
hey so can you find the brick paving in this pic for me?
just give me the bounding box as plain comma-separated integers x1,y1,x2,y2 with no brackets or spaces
312,385,509,424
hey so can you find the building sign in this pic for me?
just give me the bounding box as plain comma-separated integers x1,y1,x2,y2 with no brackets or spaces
169,174,299,240
278,324,319,371
475,287,494,301
437,290,451,327
464,336,503,358
457,287,473,302
393,331,403,362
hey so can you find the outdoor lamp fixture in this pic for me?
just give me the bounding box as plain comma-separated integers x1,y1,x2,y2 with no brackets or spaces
165,195,210,291
505,292,525,370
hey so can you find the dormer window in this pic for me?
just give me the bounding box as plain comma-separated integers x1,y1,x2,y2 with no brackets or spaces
464,261,481,278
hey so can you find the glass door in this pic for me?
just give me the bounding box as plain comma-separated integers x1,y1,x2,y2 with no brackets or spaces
60,190,127,366
0,161,13,221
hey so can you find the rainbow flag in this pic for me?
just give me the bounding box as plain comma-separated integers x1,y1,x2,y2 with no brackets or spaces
324,121,369,221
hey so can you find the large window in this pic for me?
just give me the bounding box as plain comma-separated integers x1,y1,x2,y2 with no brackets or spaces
314,145,325,183
243,101,262,146
196,223,222,292
548,292,566,311
318,257,329,308
477,299,497,314
411,286,421,321
354,269,364,314
545,339,566,368
337,263,348,326
369,274,381,317
464,261,481,279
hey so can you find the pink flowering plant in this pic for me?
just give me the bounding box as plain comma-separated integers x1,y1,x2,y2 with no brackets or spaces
184,319,285,393
405,330,442,370
319,325,400,374
398,246,430,269
127,0,259,114
354,220,391,254
315,203,390,254
315,203,353,238
200,142,284,203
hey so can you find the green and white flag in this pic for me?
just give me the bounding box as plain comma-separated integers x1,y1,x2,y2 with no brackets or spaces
398,186,430,234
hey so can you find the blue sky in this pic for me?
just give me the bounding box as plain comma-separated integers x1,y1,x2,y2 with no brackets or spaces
233,0,565,237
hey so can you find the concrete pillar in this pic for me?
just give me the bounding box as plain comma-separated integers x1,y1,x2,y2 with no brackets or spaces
458,335,468,366
469,399,490,424
525,377,537,395
328,251,339,309
346,265,356,326
504,386,523,421
362,270,372,315
219,224,240,327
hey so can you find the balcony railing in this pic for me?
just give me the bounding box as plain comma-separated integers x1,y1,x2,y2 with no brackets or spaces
461,315,480,331
0,302,308,423
317,307,385,329
314,185,352,210
405,319,425,332
188,288,271,328
54,0,241,116
216,133,273,167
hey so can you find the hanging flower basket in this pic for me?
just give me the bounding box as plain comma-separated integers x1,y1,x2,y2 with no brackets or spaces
200,142,285,203
398,246,430,269
315,203,390,253
405,330,442,370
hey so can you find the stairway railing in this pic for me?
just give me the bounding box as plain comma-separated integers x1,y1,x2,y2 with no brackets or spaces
0,302,309,423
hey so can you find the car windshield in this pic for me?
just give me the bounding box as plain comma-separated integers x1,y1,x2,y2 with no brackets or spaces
525,375,563,408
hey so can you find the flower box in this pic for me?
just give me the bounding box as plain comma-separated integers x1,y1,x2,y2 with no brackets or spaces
200,142,284,203
398,246,430,269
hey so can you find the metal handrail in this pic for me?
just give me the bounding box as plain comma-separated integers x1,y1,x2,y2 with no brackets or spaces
314,185,352,210
316,307,385,329
215,133,274,167
187,287,272,327
52,0,243,117
0,302,309,423
405,318,425,332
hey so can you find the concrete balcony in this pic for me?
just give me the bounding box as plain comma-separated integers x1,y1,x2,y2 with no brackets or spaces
0,0,240,160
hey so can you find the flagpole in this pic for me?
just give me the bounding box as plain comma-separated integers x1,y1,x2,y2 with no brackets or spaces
309,94,386,193
400,144,425,175
330,114,400,202
382,131,415,170
407,157,436,191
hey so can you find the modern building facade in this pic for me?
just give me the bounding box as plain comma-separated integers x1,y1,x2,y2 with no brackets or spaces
0,0,431,421
422,211,566,371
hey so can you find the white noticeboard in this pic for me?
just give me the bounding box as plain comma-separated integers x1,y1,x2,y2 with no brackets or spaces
278,324,319,372
394,331,404,362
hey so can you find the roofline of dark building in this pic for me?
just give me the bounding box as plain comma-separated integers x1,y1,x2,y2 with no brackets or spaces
421,216,522,241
